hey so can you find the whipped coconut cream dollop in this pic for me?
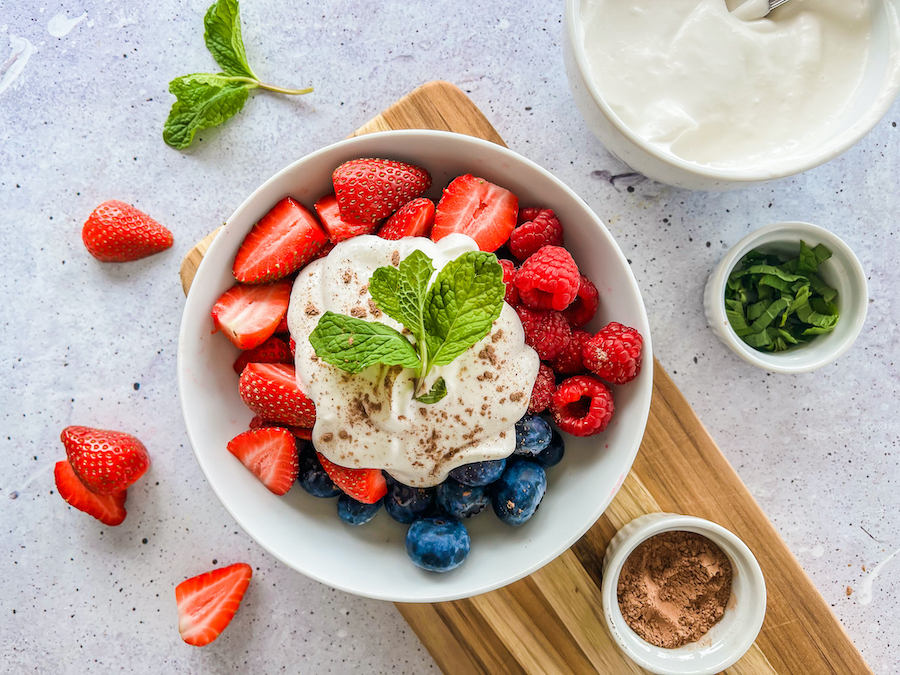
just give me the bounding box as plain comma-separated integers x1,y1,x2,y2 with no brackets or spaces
287,234,540,488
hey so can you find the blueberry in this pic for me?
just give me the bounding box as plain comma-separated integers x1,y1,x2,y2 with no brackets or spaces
436,478,491,519
384,481,435,524
449,459,506,486
534,429,565,468
514,415,552,456
297,444,341,498
337,494,382,525
492,460,547,526
405,516,470,572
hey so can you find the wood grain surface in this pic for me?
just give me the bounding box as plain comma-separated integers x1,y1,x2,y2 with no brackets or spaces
180,81,871,675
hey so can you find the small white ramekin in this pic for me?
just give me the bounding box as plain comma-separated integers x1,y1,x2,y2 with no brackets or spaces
704,222,868,374
601,514,766,675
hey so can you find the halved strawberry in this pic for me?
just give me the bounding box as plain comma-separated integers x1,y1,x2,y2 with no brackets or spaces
275,313,289,334
61,426,150,495
212,280,292,351
82,200,173,262
378,197,435,240
238,363,316,427
247,416,312,441
333,158,431,224
176,562,252,647
54,460,127,526
232,336,293,374
314,193,379,242
232,197,328,284
316,453,387,504
227,428,299,496
432,174,518,252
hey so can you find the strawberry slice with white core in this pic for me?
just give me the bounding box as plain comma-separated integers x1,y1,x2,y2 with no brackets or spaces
212,280,292,351
377,197,435,240
314,193,380,242
232,197,328,284
238,363,316,427
316,453,387,504
54,460,127,526
176,562,252,647
432,174,518,252
227,428,299,495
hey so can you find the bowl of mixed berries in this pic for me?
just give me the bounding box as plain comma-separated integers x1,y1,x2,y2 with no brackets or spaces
178,130,652,602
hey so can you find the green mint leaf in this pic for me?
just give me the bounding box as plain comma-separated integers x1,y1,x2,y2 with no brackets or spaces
309,311,421,374
204,0,256,79
423,251,505,368
368,266,403,324
163,74,249,149
731,265,807,284
809,274,838,304
396,250,434,344
748,297,790,334
415,377,447,404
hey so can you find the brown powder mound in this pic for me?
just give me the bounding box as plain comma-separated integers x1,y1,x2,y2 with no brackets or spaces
617,531,732,649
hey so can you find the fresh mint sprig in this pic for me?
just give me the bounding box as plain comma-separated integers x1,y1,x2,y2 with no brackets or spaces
163,0,312,150
310,250,505,404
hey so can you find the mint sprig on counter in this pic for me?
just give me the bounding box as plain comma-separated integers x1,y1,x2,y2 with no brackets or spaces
309,250,505,404
163,0,313,150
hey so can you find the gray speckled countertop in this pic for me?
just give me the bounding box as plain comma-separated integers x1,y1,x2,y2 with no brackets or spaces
1,1,898,672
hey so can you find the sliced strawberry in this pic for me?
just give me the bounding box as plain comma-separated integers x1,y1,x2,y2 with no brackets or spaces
247,416,312,441
61,426,150,495
82,200,173,262
232,197,328,284
275,313,289,334
238,363,316,427
211,280,292,351
377,197,435,240
432,174,518,252
290,426,313,441
232,336,293,374
176,563,252,647
54,460,127,526
333,158,431,224
227,428,299,496
312,241,335,261
314,193,379,242
316,453,387,504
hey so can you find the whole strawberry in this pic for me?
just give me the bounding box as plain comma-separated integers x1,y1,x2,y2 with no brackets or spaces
582,322,644,385
61,426,151,495
82,200,173,262
333,158,431,224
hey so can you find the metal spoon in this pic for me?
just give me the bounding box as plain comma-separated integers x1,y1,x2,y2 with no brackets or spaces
732,0,791,21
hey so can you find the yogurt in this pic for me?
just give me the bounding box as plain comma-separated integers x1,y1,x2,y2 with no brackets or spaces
287,234,540,488
579,0,877,170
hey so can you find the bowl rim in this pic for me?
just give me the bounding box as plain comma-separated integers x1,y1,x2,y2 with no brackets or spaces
705,221,868,374
564,0,900,183
177,129,654,602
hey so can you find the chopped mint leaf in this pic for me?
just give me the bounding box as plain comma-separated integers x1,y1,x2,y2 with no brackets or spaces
204,0,256,79
309,311,421,374
415,377,447,404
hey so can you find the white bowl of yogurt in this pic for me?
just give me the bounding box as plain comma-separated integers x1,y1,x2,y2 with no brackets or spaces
177,130,653,602
564,0,900,190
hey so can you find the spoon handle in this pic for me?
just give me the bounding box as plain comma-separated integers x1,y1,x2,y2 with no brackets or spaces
769,0,791,9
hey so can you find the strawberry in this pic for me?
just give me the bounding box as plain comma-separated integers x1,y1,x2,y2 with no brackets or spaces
248,416,312,441
432,174,518,252
275,313,289,334
377,197,435,240
227,428,299,495
232,335,293,374
54,460,127,526
232,197,328,284
61,426,150,495
316,453,387,504
332,158,431,224
314,193,379,242
82,200,173,262
211,280,292,351
176,562,252,647
238,363,316,427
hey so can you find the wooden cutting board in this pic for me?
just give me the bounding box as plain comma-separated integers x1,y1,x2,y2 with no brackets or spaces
180,81,871,675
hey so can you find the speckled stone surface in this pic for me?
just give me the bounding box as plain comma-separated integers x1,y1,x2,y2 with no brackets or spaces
1,1,898,672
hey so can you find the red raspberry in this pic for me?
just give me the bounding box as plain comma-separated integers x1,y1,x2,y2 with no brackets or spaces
514,246,580,311
563,275,600,328
550,375,615,437
517,206,544,225
509,209,564,261
527,363,556,414
499,259,519,305
582,322,643,385
515,306,572,360
549,329,591,375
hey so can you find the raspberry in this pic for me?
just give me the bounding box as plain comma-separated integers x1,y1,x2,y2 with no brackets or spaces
563,275,600,328
582,322,643,385
517,206,544,225
549,329,591,375
527,363,556,414
499,259,519,305
550,375,615,437
515,306,572,360
509,209,564,261
514,246,580,311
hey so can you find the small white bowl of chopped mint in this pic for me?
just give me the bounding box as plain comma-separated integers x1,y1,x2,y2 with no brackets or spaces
704,222,867,374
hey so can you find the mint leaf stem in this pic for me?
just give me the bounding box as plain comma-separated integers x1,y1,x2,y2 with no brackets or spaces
226,76,314,95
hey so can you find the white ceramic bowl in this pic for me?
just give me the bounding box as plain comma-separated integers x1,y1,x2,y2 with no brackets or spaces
704,222,867,373
177,130,653,602
602,514,767,675
563,0,900,190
